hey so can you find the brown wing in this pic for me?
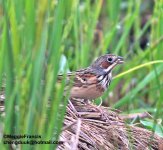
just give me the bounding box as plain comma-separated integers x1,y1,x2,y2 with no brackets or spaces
57,68,97,88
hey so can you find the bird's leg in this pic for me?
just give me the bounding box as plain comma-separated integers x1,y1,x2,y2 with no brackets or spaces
68,99,81,117
87,98,104,114
97,97,103,108
83,99,91,104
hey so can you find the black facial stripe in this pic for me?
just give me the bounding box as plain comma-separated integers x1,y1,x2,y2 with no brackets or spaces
107,77,111,87
97,75,104,82
106,74,111,87
107,78,110,87
98,73,112,89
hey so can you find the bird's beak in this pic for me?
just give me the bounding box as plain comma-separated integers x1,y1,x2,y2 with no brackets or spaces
116,56,124,64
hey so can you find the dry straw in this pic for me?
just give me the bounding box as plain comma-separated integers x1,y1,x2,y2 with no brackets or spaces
0,92,163,149
58,99,163,150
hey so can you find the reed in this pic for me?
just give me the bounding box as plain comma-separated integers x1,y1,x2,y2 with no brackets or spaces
0,0,163,149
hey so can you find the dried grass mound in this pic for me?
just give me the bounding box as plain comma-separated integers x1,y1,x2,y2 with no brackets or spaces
58,99,163,150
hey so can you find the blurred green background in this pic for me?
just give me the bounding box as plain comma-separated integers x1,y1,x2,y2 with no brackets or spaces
0,0,163,149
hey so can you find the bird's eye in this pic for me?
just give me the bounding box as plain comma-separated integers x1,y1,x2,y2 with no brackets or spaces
107,57,113,62
83,78,87,81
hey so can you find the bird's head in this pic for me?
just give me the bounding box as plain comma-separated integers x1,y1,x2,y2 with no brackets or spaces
90,54,124,75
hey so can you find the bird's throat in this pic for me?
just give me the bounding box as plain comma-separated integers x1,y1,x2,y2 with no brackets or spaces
98,72,112,90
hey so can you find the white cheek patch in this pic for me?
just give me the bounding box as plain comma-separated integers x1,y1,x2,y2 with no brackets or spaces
104,63,117,73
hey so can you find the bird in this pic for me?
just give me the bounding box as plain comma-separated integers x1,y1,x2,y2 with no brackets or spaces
58,54,124,100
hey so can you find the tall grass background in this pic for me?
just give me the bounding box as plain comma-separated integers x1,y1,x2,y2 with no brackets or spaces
0,0,163,149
